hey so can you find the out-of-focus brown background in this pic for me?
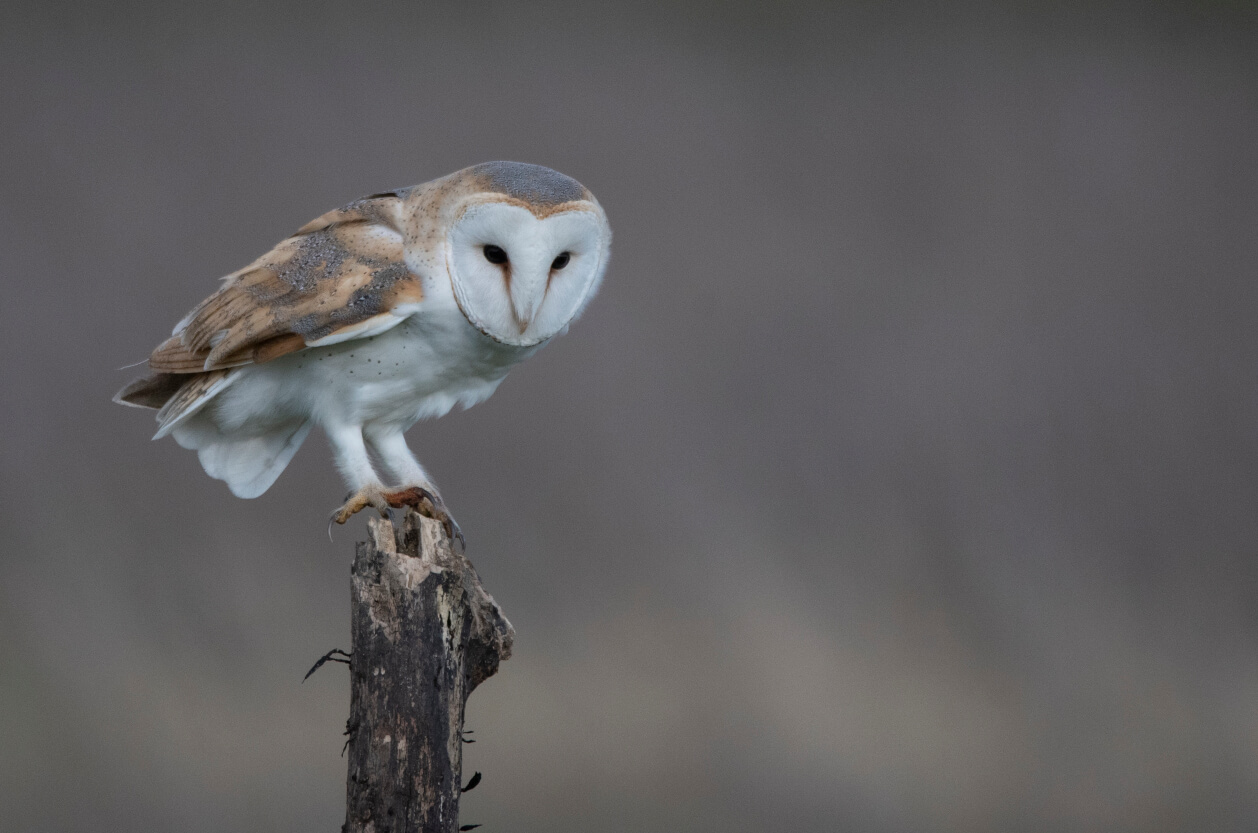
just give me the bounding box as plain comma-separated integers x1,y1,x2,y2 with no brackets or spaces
2,2,1256,830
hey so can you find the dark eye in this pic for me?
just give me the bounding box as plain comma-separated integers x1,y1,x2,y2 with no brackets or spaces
551,252,571,270
483,244,508,265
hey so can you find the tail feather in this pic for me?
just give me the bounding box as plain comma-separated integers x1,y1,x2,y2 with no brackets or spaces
118,368,309,498
173,417,313,498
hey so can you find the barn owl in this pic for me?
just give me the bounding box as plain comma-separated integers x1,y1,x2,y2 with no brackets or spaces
115,162,611,544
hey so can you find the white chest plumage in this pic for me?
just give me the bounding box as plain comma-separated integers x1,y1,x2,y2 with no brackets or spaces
215,302,540,432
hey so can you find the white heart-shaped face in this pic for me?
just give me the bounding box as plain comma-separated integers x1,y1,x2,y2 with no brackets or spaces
447,201,610,347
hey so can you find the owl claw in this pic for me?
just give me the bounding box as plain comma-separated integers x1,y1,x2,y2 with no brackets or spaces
329,486,462,550
383,486,465,551
330,486,392,526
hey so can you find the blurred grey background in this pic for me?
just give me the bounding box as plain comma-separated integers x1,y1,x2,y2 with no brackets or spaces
2,2,1256,831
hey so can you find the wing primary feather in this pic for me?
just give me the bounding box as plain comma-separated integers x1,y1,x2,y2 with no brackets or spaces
153,370,236,439
114,373,185,409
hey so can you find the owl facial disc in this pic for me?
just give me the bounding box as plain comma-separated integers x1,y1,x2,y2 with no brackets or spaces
447,199,609,347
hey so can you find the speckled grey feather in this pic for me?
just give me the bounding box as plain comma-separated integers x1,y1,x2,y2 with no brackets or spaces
276,229,350,292
470,161,587,207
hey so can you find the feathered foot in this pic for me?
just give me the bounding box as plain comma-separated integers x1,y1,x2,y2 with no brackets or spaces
331,485,393,526
383,485,465,551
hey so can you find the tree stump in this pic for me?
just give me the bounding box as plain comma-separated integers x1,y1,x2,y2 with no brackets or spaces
343,510,514,833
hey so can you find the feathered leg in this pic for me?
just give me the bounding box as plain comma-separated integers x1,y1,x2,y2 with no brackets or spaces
365,425,463,548
364,425,433,487
327,422,391,524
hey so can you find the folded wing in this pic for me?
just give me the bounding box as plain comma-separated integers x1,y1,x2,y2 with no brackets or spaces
116,190,424,435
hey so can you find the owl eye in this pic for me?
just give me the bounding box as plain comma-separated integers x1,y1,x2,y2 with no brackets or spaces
551,252,571,270
483,244,508,265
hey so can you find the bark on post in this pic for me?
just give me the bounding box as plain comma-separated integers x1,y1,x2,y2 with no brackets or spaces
344,510,514,833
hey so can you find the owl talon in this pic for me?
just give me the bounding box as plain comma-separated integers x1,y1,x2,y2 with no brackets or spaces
331,486,392,525
383,486,464,550
448,518,466,553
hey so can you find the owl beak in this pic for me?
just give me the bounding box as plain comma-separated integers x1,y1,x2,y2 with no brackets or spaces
509,275,545,334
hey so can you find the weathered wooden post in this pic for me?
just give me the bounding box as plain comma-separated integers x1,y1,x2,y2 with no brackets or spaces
339,510,514,833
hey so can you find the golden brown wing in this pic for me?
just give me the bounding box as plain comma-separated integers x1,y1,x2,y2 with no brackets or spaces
149,190,422,373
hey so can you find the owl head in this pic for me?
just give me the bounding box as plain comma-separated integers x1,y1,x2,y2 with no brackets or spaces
404,161,611,348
